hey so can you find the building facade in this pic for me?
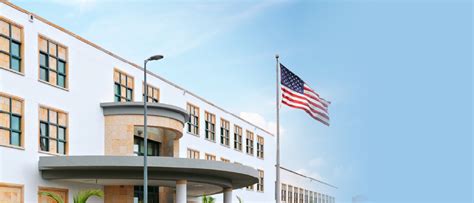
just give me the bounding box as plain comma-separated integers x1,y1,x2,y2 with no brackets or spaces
0,1,336,203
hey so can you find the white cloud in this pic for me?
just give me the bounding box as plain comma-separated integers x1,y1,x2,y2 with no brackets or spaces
308,157,325,168
239,112,284,135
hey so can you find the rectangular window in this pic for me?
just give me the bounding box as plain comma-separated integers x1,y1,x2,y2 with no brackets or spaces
39,106,68,155
0,183,23,203
299,188,304,203
220,119,230,146
186,103,199,135
294,187,298,203
246,130,254,155
0,18,23,73
133,136,160,156
317,193,321,203
220,157,230,163
38,187,68,203
257,135,264,159
257,170,264,192
310,191,313,203
288,186,293,203
38,36,68,88
143,83,159,103
187,148,200,159
114,69,134,102
305,190,309,203
0,93,23,147
233,125,242,151
204,112,215,141
281,184,287,202
205,153,216,161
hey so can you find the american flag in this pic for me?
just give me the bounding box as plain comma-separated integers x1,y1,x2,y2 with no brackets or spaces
280,64,331,126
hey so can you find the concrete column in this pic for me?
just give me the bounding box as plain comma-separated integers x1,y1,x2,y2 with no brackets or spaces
224,188,233,203
176,180,187,203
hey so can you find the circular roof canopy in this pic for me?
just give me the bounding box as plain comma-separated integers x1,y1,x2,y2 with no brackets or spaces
39,156,258,196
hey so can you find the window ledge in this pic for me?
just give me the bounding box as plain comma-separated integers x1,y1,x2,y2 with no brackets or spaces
0,144,24,150
234,148,243,152
38,79,69,92
220,144,230,148
187,132,200,137
38,150,67,156
0,66,24,76
205,138,216,143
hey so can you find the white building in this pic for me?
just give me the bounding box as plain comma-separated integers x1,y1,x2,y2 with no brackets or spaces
0,1,336,203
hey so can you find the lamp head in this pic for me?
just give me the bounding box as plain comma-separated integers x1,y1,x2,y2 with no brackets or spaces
147,55,164,61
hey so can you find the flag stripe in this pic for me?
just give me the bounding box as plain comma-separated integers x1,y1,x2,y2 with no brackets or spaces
304,85,330,107
281,86,328,112
282,99,330,126
281,94,330,120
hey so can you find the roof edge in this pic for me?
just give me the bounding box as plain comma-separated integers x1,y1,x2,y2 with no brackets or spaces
1,0,275,137
280,166,338,189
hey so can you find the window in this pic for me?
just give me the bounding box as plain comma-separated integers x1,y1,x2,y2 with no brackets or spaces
205,153,216,161
317,193,321,203
38,187,68,203
281,184,287,202
0,93,22,147
143,83,159,103
39,106,68,155
204,112,215,141
294,187,298,203
257,170,264,192
133,136,160,156
187,148,200,159
186,103,199,135
246,182,254,191
0,18,22,73
234,125,242,151
246,130,254,155
220,157,230,163
0,183,23,202
305,190,309,203
299,188,304,203
310,191,313,203
134,186,159,203
38,36,68,88
257,135,264,159
220,119,230,146
288,186,293,203
114,69,134,102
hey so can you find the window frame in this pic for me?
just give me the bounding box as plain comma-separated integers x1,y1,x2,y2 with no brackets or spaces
233,125,242,151
142,82,160,103
220,118,230,147
38,35,68,89
205,153,216,161
257,135,264,159
186,103,200,136
0,17,23,74
38,105,68,155
204,111,216,141
0,92,23,148
246,130,254,156
257,170,264,192
186,148,200,159
114,69,134,102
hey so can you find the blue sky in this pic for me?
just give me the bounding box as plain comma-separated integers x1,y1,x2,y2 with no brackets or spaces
13,0,472,202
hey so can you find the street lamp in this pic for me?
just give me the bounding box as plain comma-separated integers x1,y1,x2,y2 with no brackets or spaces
143,54,163,203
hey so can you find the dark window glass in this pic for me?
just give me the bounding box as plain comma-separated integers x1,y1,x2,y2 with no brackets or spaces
11,42,20,57
57,75,65,87
58,61,66,74
58,141,65,154
40,52,48,67
126,89,132,101
11,58,20,72
40,67,48,81
10,132,20,146
11,115,20,131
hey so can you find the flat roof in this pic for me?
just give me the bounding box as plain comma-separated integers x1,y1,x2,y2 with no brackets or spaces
280,166,338,189
1,1,274,136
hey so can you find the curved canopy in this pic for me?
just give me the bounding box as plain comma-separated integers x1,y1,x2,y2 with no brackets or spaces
39,156,258,196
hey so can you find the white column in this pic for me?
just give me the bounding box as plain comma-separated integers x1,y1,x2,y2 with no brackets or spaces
224,188,233,203
176,180,187,203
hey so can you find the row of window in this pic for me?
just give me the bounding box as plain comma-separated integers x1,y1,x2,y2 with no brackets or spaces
281,184,335,203
1,17,69,89
186,148,264,192
113,69,160,103
187,103,265,159
0,92,68,155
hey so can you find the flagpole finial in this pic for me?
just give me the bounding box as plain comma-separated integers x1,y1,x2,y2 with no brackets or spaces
275,54,279,59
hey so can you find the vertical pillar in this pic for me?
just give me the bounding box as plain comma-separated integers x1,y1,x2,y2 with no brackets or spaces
224,188,233,203
176,180,187,203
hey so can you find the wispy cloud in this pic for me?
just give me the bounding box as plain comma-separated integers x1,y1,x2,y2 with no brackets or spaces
239,111,284,135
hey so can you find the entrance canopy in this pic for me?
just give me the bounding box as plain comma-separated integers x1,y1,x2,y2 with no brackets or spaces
39,156,259,196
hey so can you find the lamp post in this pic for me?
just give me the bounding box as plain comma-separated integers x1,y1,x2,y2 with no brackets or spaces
143,55,163,203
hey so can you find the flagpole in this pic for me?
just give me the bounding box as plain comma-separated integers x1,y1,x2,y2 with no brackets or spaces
275,54,281,203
